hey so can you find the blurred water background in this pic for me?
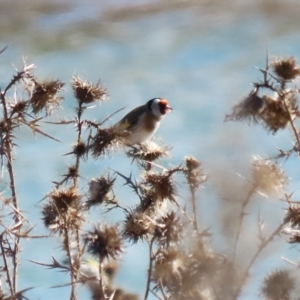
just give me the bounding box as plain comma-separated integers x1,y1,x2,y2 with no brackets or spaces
1,0,300,299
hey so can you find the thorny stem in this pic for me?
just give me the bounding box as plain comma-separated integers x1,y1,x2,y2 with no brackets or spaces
1,88,21,294
233,222,285,300
64,228,77,300
0,92,18,216
144,237,155,300
74,102,84,187
0,233,13,295
281,94,300,154
73,102,84,284
191,189,198,232
233,183,257,263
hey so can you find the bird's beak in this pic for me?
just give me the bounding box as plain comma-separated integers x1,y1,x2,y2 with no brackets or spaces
167,105,173,112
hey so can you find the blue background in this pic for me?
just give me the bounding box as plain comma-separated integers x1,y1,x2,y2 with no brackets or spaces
1,0,300,299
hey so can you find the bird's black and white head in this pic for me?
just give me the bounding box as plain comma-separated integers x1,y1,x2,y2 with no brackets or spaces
147,98,173,119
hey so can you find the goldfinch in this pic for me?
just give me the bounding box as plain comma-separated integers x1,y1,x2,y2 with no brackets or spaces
115,98,172,145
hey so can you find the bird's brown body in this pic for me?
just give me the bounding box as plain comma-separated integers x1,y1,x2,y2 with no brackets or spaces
115,98,172,145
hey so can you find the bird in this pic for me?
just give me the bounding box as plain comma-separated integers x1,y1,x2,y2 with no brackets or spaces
114,98,172,145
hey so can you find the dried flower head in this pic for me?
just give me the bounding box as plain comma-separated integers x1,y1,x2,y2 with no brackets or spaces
42,187,84,232
90,127,123,158
284,204,300,229
188,237,219,279
155,238,220,299
30,80,64,114
142,171,177,203
272,57,300,81
84,224,123,261
225,89,264,123
184,156,207,191
72,76,107,104
86,175,116,208
127,141,170,164
66,165,79,180
261,269,294,300
153,248,185,288
154,211,184,247
252,156,288,195
72,141,87,158
123,208,154,243
9,100,28,117
260,94,297,133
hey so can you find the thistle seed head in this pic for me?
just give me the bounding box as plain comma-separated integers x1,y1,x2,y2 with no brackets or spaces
272,57,300,81
84,224,123,261
261,269,294,300
72,76,107,104
30,80,64,115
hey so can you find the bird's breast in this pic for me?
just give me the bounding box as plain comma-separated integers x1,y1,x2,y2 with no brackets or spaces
127,113,160,144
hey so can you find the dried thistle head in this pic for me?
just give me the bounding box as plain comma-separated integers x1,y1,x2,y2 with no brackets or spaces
90,127,122,158
84,224,123,261
142,170,177,203
72,76,107,104
153,248,186,288
225,89,264,123
127,141,170,165
154,211,184,247
72,141,87,158
30,80,64,114
9,100,28,117
272,57,300,81
123,208,154,243
65,165,79,181
42,187,84,232
188,237,219,279
157,237,221,299
261,269,294,300
86,175,116,208
184,156,207,191
260,94,297,133
252,156,288,195
284,204,300,229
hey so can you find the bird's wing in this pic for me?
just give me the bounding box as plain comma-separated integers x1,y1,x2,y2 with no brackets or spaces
116,105,146,129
